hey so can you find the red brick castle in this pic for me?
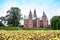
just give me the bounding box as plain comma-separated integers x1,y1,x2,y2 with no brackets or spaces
24,9,49,28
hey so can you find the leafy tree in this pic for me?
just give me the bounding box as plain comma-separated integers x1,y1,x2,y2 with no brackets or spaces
0,17,5,26
7,7,21,26
50,16,60,30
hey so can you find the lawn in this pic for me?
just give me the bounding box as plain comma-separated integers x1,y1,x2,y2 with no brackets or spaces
0,26,52,30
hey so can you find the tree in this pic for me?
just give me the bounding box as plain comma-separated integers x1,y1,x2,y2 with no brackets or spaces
50,16,60,30
7,7,21,26
0,17,5,26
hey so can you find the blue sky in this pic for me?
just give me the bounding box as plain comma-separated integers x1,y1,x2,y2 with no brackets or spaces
0,0,60,24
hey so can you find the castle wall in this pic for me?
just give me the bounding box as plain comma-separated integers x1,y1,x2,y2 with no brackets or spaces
36,19,40,28
28,19,33,28
33,20,36,28
40,20,43,28
42,16,48,28
24,19,28,28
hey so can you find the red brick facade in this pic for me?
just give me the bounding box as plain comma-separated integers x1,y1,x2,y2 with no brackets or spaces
24,9,49,28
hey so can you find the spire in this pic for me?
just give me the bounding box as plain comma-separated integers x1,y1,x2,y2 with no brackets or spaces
30,10,32,14
43,11,46,16
34,9,37,17
42,11,48,20
34,9,36,13
29,10,32,19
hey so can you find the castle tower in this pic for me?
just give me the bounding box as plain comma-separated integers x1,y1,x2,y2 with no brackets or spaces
34,9,37,18
24,15,28,28
29,10,32,19
42,11,48,28
28,10,33,28
33,9,37,28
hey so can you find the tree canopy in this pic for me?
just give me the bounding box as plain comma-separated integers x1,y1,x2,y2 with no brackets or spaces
50,16,60,30
7,7,21,26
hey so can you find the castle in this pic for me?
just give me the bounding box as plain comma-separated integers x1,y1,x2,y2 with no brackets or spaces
24,9,49,28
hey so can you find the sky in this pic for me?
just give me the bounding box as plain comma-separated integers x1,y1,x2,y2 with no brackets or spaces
0,0,60,24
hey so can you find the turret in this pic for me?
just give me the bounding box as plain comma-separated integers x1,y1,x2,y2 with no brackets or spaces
34,9,37,18
43,11,46,16
28,10,33,28
29,10,32,19
24,15,28,28
42,11,48,27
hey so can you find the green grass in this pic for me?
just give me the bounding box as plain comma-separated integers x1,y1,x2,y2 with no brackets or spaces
0,26,19,30
0,26,53,30
22,27,52,30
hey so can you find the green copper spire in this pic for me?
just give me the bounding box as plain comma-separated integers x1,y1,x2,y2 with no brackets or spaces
34,9,36,13
43,11,46,16
24,15,28,19
30,10,32,14
34,9,37,17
